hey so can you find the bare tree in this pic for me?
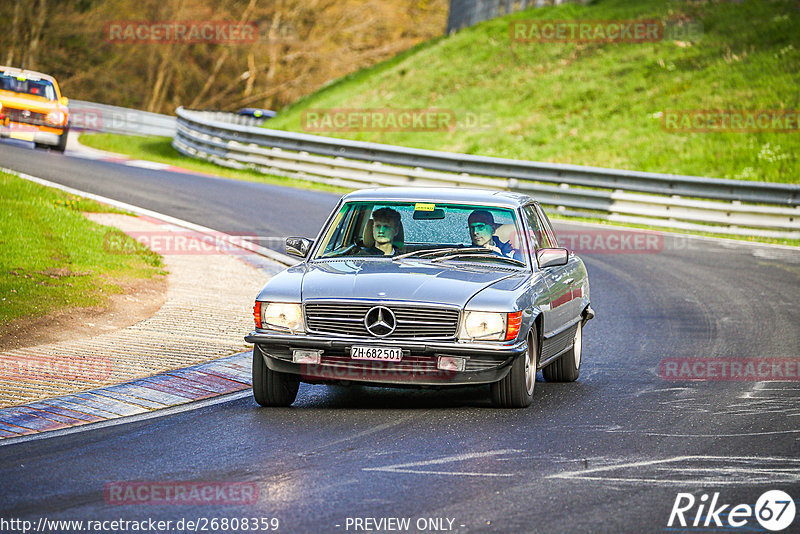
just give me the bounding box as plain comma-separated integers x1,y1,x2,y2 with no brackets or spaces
0,0,448,113
4,1,22,66
24,0,48,70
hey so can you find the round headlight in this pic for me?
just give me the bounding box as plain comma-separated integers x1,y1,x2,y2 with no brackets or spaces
45,111,65,126
461,311,506,341
262,302,304,332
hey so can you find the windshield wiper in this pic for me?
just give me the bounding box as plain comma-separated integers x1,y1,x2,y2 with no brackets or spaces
430,252,526,266
393,247,491,261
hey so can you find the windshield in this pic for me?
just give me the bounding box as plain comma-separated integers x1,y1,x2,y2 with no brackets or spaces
313,201,527,266
0,73,57,100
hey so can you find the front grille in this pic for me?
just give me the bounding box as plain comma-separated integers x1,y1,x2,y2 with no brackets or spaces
2,107,47,126
305,302,460,339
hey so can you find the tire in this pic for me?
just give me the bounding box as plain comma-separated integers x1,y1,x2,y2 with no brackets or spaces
53,128,68,153
491,330,538,408
543,322,582,382
252,345,300,407
32,128,68,152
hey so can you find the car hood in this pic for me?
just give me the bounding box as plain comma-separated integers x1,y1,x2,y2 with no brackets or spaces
300,259,518,307
0,91,63,113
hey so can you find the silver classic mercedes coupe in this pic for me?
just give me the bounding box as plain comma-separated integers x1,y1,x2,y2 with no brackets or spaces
245,187,593,408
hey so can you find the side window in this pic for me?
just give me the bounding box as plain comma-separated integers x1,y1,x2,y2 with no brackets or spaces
324,206,359,253
44,83,56,101
522,205,550,249
534,204,559,248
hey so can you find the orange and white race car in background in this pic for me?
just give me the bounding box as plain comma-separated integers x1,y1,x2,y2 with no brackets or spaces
0,66,69,152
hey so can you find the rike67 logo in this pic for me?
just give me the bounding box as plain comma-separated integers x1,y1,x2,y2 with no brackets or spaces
668,490,796,531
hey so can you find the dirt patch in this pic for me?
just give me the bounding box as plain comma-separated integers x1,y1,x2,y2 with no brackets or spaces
0,274,168,352
33,267,93,278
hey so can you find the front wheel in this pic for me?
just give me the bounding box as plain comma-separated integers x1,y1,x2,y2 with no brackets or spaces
491,330,538,408
252,345,300,406
543,322,582,382
53,127,69,153
33,128,68,152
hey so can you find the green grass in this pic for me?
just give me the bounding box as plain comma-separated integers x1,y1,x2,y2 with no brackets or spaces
264,0,800,183
0,171,166,330
78,133,350,194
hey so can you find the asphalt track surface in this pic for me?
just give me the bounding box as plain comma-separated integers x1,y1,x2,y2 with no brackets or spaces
2,141,799,533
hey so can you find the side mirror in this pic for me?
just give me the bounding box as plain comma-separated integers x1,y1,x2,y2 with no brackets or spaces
536,248,569,269
60,97,69,106
286,237,313,258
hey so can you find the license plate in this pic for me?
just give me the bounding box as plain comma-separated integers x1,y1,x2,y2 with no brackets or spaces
10,131,35,141
350,346,402,361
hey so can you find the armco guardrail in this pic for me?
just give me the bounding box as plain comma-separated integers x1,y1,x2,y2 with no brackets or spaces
447,0,587,34
71,100,176,137
173,107,800,240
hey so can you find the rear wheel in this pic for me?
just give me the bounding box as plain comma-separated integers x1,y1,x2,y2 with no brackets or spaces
491,330,538,408
543,322,582,382
252,345,300,406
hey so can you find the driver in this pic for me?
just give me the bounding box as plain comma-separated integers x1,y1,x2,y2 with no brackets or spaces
360,207,402,256
468,210,521,260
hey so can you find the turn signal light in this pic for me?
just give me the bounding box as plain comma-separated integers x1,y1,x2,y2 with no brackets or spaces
253,301,262,328
505,311,523,341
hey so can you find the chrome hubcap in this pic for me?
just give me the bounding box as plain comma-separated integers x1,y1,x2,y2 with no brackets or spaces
525,342,535,396
573,325,582,369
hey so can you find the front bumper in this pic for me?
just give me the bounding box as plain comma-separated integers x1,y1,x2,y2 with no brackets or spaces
0,121,64,145
245,331,528,387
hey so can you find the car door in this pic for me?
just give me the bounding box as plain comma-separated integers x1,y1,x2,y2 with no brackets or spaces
521,204,561,339
534,203,584,328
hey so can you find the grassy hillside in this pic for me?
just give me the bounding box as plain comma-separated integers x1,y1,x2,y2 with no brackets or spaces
265,0,800,183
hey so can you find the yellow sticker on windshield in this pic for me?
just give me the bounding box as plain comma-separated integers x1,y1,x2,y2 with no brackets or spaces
414,203,435,212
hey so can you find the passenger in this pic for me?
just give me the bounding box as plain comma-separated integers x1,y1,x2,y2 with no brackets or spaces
360,207,402,256
468,209,522,260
